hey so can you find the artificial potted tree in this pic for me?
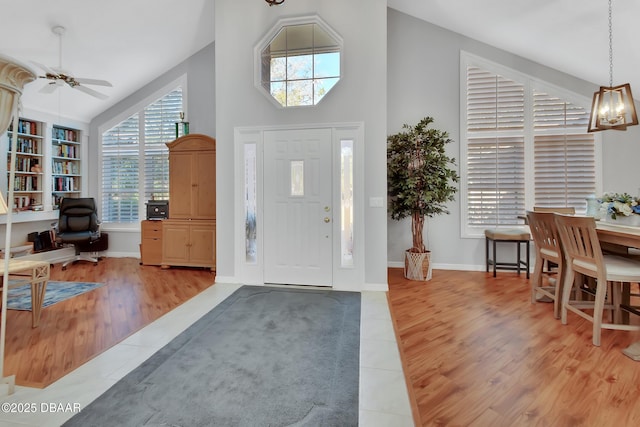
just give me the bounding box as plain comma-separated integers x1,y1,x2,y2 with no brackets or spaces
387,116,459,281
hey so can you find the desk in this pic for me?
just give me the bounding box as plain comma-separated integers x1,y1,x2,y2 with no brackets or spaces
0,259,50,328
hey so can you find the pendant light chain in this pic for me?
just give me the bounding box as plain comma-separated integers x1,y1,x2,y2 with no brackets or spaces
608,0,613,87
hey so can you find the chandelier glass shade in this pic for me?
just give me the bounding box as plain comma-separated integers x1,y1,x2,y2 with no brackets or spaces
587,0,638,132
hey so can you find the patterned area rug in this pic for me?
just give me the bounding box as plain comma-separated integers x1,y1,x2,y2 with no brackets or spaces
7,281,105,311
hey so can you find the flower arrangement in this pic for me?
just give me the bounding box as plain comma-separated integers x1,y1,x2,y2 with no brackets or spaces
599,192,640,219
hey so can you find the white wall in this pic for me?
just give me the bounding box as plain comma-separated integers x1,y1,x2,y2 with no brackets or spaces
57,6,640,273
88,43,215,257
386,9,640,270
215,0,388,286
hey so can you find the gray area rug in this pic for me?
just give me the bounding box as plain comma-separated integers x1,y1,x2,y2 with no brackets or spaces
64,285,361,427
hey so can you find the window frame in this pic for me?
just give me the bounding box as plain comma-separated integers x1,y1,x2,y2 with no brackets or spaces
459,52,602,238
254,15,343,109
98,75,187,229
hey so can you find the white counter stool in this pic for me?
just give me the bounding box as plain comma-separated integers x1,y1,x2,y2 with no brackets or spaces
554,214,640,346
485,228,530,279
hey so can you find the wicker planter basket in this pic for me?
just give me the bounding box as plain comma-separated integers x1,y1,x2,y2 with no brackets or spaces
404,250,432,281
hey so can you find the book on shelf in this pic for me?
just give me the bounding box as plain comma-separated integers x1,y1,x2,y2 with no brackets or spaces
55,144,77,158
13,175,38,191
12,156,41,172
9,119,39,136
53,127,77,142
53,176,76,192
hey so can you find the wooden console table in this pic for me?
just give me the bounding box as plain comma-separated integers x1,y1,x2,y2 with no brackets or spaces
0,259,50,328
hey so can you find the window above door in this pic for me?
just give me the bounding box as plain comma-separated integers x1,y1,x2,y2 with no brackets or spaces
255,15,342,108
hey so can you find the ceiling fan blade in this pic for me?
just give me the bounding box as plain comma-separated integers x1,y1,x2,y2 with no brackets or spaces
38,82,61,94
73,77,112,87
31,61,57,75
73,84,109,100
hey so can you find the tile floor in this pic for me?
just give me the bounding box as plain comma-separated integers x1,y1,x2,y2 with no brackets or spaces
0,283,413,427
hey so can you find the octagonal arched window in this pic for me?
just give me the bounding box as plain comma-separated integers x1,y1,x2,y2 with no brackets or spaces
255,16,342,108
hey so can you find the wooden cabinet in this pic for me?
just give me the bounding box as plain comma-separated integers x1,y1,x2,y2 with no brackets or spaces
161,220,215,270
140,220,163,265
166,134,215,220
159,134,216,271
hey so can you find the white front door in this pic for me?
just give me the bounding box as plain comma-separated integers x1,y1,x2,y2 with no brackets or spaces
263,128,333,286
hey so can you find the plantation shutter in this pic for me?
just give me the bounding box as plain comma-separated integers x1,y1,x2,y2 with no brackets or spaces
101,87,183,224
143,88,182,201
466,66,526,226
533,90,595,212
102,114,140,223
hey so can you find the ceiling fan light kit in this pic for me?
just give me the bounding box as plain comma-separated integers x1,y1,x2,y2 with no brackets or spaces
35,25,113,100
588,0,638,132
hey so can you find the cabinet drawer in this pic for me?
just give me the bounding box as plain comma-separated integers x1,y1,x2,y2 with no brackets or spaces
141,220,163,238
141,238,163,265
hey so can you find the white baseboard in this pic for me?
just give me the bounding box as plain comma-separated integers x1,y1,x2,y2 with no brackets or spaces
389,261,491,272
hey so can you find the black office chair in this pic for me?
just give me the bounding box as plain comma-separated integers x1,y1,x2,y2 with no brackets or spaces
54,197,101,270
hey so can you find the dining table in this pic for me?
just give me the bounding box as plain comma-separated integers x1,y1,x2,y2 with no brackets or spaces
595,220,640,360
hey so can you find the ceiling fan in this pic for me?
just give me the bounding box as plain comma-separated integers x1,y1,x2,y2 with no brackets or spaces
34,25,112,100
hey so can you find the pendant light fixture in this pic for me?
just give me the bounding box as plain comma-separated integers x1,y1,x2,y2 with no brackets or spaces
265,0,284,6
587,0,638,132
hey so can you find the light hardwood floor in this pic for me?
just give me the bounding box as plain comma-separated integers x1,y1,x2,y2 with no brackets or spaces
3,257,215,388
387,267,640,426
4,260,640,426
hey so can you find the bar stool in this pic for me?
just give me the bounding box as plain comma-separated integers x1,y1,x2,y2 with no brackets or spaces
485,228,530,278
526,210,564,318
554,214,640,346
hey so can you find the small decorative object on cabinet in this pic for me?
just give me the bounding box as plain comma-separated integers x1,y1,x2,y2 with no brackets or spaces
51,125,81,209
6,118,44,210
161,134,216,271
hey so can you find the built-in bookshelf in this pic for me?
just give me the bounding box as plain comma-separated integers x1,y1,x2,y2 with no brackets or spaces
6,118,44,210
51,125,81,209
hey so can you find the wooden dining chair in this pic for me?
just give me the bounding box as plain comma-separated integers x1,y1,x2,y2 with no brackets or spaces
533,206,576,215
554,214,640,346
526,210,564,318
531,207,575,274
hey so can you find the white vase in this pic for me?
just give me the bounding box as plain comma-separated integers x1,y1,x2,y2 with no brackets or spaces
604,213,640,227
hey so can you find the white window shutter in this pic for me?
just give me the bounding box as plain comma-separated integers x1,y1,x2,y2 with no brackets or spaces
101,88,183,224
466,66,525,226
533,90,595,212
463,60,596,229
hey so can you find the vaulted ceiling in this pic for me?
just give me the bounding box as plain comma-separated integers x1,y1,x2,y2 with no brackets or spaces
1,0,637,122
